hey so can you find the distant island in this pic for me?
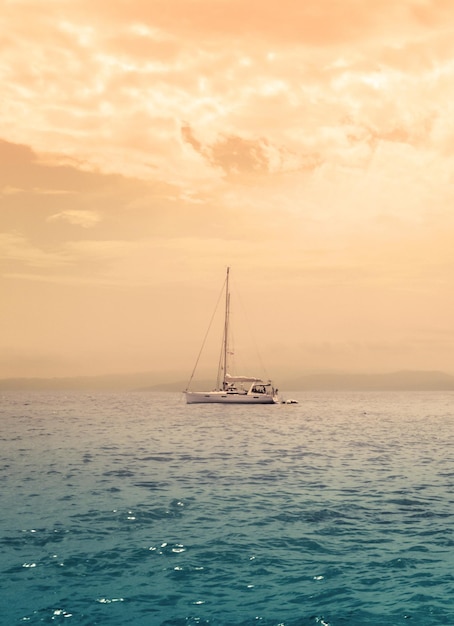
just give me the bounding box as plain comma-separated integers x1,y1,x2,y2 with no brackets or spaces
1,370,454,391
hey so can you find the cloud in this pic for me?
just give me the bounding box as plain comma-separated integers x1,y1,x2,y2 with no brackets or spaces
1,186,23,195
181,124,322,178
0,233,71,269
67,0,441,47
47,210,101,228
2,1,454,377
3,0,454,189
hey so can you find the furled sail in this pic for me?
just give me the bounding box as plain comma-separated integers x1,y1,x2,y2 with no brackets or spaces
225,374,263,383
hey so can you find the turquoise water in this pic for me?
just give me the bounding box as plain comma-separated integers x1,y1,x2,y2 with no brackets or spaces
1,391,453,625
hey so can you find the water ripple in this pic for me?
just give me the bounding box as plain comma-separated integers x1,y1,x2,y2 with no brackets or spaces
1,390,453,626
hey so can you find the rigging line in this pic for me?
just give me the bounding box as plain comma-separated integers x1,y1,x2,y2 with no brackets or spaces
216,321,226,390
234,284,270,381
185,275,227,391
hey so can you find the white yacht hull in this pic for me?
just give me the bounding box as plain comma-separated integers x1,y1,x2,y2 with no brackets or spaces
185,391,278,404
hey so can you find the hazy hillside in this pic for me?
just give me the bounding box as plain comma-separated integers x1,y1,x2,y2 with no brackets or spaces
1,370,454,391
285,370,454,391
0,371,187,392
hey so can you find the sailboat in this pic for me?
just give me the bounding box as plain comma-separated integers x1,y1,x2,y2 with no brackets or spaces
184,267,279,404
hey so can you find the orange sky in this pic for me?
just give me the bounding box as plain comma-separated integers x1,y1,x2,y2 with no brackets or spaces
1,0,454,380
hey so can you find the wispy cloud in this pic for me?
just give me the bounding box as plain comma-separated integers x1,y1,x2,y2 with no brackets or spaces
0,233,71,268
47,210,101,228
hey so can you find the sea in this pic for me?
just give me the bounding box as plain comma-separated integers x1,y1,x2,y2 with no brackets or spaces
0,390,453,626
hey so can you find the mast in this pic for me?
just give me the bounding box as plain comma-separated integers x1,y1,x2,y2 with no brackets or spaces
222,266,230,388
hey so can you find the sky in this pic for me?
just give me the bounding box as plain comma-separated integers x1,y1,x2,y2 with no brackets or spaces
1,0,454,381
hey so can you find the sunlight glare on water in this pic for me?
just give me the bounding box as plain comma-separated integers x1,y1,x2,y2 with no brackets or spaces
0,390,453,625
